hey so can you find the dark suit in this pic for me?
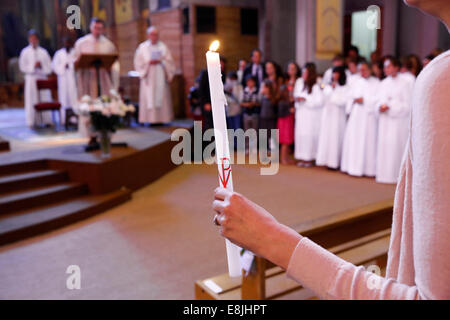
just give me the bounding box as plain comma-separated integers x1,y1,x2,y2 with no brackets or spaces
241,63,266,88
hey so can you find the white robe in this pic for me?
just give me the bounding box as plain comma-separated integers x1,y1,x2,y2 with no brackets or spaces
316,84,349,168
323,67,352,85
52,48,78,121
134,40,176,124
293,79,324,161
341,76,380,177
19,45,52,127
374,75,412,184
74,34,118,137
73,34,118,98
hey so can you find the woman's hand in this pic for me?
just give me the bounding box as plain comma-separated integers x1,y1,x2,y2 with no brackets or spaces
212,188,302,270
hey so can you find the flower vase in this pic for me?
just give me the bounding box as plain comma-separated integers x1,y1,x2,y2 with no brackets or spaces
99,130,112,159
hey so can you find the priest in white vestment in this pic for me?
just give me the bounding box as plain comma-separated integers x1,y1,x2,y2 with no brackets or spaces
19,30,52,128
341,62,380,177
52,37,78,123
134,27,176,124
374,57,412,184
293,63,324,166
316,66,349,169
73,18,119,146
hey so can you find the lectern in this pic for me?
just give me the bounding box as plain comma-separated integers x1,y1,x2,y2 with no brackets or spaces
75,53,118,96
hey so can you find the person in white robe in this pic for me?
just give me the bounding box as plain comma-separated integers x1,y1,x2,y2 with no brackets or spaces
73,18,119,146
341,62,380,176
293,63,324,167
134,26,176,124
323,54,351,86
316,66,349,169
374,57,412,184
52,37,78,123
19,30,52,128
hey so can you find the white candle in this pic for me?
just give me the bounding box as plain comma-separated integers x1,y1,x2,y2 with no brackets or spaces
206,41,242,278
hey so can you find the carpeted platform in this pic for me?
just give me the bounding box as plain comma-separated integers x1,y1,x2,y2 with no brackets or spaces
0,162,396,299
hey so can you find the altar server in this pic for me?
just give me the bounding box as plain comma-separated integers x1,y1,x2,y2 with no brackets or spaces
316,66,349,169
19,30,52,127
52,37,78,122
341,61,380,176
134,26,176,124
374,57,412,184
293,63,324,167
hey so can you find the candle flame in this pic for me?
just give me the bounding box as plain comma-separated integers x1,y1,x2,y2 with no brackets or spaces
209,40,220,52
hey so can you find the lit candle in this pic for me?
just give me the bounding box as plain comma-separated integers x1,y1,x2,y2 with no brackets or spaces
206,40,242,278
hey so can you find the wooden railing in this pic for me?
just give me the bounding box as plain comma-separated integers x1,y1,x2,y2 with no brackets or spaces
195,199,393,300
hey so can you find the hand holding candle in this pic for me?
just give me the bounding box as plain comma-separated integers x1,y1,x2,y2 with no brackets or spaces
206,40,242,278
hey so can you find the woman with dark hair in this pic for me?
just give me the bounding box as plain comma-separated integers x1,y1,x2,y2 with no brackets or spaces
264,61,284,96
259,79,279,152
316,66,350,169
293,62,324,167
277,62,302,165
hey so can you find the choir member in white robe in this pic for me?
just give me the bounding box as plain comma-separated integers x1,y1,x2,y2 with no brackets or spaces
52,37,78,123
134,26,176,124
374,57,412,184
293,63,324,166
73,18,119,145
19,30,52,128
323,54,351,86
316,67,349,169
341,62,380,176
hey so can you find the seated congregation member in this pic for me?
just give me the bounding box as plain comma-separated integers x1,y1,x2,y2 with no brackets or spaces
259,80,278,153
316,66,349,169
375,56,412,184
341,61,380,177
277,62,301,165
224,71,243,132
293,63,324,167
19,29,53,128
212,0,450,299
241,75,261,154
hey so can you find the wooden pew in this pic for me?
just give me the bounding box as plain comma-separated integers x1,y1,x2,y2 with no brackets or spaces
195,199,393,300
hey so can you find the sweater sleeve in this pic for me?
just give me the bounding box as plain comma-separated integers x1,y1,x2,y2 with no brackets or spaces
286,238,422,300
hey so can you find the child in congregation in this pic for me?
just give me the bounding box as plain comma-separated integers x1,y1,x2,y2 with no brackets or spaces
316,66,349,169
241,75,261,154
341,61,380,177
293,63,324,167
224,71,243,132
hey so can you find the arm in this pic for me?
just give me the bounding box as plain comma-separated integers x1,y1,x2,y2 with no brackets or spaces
212,188,426,300
52,51,65,76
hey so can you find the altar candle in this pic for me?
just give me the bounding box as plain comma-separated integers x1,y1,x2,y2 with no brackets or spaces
206,40,242,278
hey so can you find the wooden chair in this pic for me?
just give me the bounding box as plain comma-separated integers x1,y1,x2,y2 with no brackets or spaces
34,79,61,128
195,200,394,300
